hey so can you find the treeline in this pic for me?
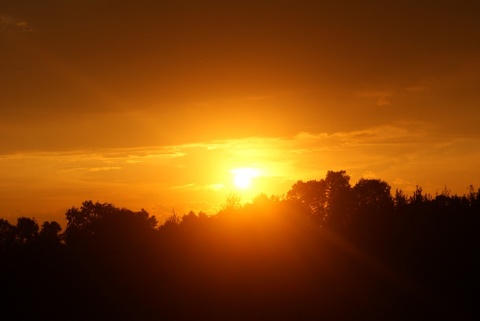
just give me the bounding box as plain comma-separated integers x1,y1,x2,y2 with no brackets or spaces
0,171,479,320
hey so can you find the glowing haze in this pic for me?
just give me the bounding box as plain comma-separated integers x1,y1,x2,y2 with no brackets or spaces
1,1,480,223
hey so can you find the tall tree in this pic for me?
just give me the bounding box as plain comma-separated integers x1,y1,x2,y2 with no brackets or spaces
353,179,393,213
0,219,16,251
287,179,327,221
352,178,394,228
39,221,62,244
324,170,352,228
16,217,39,245
63,200,157,247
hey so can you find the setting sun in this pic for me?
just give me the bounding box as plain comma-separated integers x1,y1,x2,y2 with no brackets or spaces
1,1,478,320
231,168,260,189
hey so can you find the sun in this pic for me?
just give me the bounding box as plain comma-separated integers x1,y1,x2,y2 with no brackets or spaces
234,174,252,189
231,168,259,190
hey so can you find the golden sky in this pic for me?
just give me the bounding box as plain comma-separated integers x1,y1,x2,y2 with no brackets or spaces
1,1,480,223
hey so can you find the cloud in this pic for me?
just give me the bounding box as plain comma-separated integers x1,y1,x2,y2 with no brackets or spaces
207,183,225,191
171,183,195,189
404,86,427,92
362,171,378,179
354,84,430,107
355,90,392,99
0,15,31,32
2,123,480,223
392,178,412,186
376,96,391,106
61,166,123,173
354,89,393,106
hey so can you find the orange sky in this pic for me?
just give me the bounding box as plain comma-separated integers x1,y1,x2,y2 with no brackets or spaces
1,1,480,224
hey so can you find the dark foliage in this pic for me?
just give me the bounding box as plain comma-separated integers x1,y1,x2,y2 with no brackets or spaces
1,171,479,320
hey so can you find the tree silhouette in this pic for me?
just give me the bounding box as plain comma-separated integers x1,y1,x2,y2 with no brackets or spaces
394,188,408,208
39,221,62,244
287,179,327,222
63,200,116,244
349,178,395,253
324,170,353,228
63,200,157,247
352,178,393,223
0,171,479,320
222,193,243,211
353,179,393,210
0,219,15,251
160,209,182,232
15,217,39,245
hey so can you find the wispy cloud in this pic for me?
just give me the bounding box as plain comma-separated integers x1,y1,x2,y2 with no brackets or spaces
1,124,480,222
404,86,427,92
354,84,431,106
171,183,195,189
0,15,31,33
61,166,123,173
355,90,392,99
207,183,225,190
362,171,378,179
354,90,392,106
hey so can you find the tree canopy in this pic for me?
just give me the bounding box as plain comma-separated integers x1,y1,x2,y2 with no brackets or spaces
0,170,479,320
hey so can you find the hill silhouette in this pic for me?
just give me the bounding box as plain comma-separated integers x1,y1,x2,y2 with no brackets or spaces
1,171,479,320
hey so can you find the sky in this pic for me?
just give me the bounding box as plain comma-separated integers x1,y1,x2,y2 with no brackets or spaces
1,0,480,224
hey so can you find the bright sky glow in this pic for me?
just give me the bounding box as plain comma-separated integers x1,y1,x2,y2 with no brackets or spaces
1,1,480,224
231,168,260,189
